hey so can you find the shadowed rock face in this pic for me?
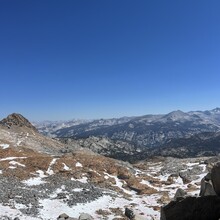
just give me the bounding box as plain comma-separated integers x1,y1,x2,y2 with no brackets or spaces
211,162,220,196
161,196,220,220
0,113,38,132
162,160,220,220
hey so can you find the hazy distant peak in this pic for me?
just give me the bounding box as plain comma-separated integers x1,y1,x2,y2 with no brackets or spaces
210,108,220,113
167,110,186,116
161,110,189,121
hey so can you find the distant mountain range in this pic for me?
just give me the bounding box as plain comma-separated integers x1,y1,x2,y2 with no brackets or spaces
35,108,220,145
33,108,220,161
1,109,220,161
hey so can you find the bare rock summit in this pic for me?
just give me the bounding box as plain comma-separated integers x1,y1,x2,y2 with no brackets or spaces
0,113,38,132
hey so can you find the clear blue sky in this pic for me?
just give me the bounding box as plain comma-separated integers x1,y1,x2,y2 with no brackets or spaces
0,0,220,120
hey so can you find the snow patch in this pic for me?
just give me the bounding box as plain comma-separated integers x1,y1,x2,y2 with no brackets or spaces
76,162,83,167
0,157,27,161
36,170,47,178
73,188,83,192
104,172,135,195
186,162,199,167
0,144,9,149
62,163,70,171
9,161,25,167
46,158,58,175
39,193,159,220
22,177,46,186
71,176,88,183
16,140,22,146
0,203,39,220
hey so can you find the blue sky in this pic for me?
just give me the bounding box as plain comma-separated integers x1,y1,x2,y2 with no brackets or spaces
0,0,220,120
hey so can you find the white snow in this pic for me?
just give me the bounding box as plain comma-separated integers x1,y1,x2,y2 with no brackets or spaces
0,204,39,220
14,202,27,210
9,161,25,167
16,140,22,146
75,162,83,167
36,170,47,178
186,162,199,167
0,144,9,149
89,169,101,176
0,157,27,161
46,158,58,175
62,163,70,171
104,172,135,195
48,185,68,199
71,176,88,183
39,193,159,220
177,175,184,184
199,164,207,172
77,176,88,183
22,177,46,186
73,188,83,192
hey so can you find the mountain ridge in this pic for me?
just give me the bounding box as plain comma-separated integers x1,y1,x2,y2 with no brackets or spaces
39,108,220,150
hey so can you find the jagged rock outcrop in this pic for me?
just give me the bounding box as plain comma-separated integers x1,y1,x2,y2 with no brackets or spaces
199,173,216,196
211,162,220,196
78,213,94,220
161,196,220,220
0,113,66,154
173,188,187,201
0,113,38,132
161,161,220,220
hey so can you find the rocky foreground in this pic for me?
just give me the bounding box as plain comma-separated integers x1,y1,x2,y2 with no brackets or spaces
0,144,213,219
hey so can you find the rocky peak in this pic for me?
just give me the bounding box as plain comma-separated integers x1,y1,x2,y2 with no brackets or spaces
211,107,220,114
0,113,38,132
166,110,187,118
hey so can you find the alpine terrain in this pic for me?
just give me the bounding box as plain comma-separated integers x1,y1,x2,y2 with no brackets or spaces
36,108,220,161
0,111,220,219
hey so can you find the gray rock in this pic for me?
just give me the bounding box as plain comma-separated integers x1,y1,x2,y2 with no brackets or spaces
78,213,94,220
199,177,216,196
0,217,12,220
204,157,220,165
160,158,187,176
0,175,103,218
204,173,211,181
125,207,135,219
211,162,220,196
174,188,187,200
56,193,67,199
179,165,203,183
160,206,166,220
161,196,220,220
58,213,69,219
